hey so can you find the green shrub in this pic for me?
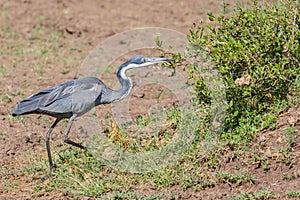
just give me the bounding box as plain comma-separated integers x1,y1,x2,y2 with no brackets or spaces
187,0,299,144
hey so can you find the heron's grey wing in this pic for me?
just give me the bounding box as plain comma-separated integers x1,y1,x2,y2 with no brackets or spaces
12,82,73,116
40,80,77,107
39,78,103,115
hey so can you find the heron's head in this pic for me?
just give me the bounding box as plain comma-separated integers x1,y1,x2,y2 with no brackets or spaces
122,55,171,70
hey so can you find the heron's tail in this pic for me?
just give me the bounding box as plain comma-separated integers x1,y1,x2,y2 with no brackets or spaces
12,84,58,116
12,95,41,116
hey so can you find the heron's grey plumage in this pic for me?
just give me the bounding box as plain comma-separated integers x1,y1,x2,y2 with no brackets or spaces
12,55,171,179
13,77,104,118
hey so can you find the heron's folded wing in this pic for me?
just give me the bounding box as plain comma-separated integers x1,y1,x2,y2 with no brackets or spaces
41,80,102,108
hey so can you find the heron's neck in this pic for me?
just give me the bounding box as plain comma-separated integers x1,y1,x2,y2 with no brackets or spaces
99,66,133,104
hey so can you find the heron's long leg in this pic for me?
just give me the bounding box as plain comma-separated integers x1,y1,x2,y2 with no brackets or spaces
63,114,85,149
45,118,61,178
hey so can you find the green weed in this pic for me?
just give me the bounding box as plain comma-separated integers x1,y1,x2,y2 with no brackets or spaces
215,171,255,185
231,189,279,200
286,190,300,198
102,191,175,199
284,126,297,147
0,64,7,74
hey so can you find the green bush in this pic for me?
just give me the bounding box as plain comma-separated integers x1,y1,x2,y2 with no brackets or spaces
187,0,299,144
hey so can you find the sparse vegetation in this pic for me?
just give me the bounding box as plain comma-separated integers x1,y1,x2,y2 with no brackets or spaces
215,171,255,185
286,190,300,198
231,189,279,200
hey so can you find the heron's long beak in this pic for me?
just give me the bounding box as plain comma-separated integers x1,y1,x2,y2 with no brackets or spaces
147,57,172,64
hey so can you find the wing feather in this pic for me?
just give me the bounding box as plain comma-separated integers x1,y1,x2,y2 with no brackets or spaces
12,77,103,117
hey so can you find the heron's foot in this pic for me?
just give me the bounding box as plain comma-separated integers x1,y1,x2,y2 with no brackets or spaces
83,146,94,157
41,169,55,182
64,139,86,150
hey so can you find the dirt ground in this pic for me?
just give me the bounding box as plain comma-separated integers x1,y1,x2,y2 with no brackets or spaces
0,0,299,199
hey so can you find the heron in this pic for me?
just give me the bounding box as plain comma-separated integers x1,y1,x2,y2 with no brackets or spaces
12,55,171,178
